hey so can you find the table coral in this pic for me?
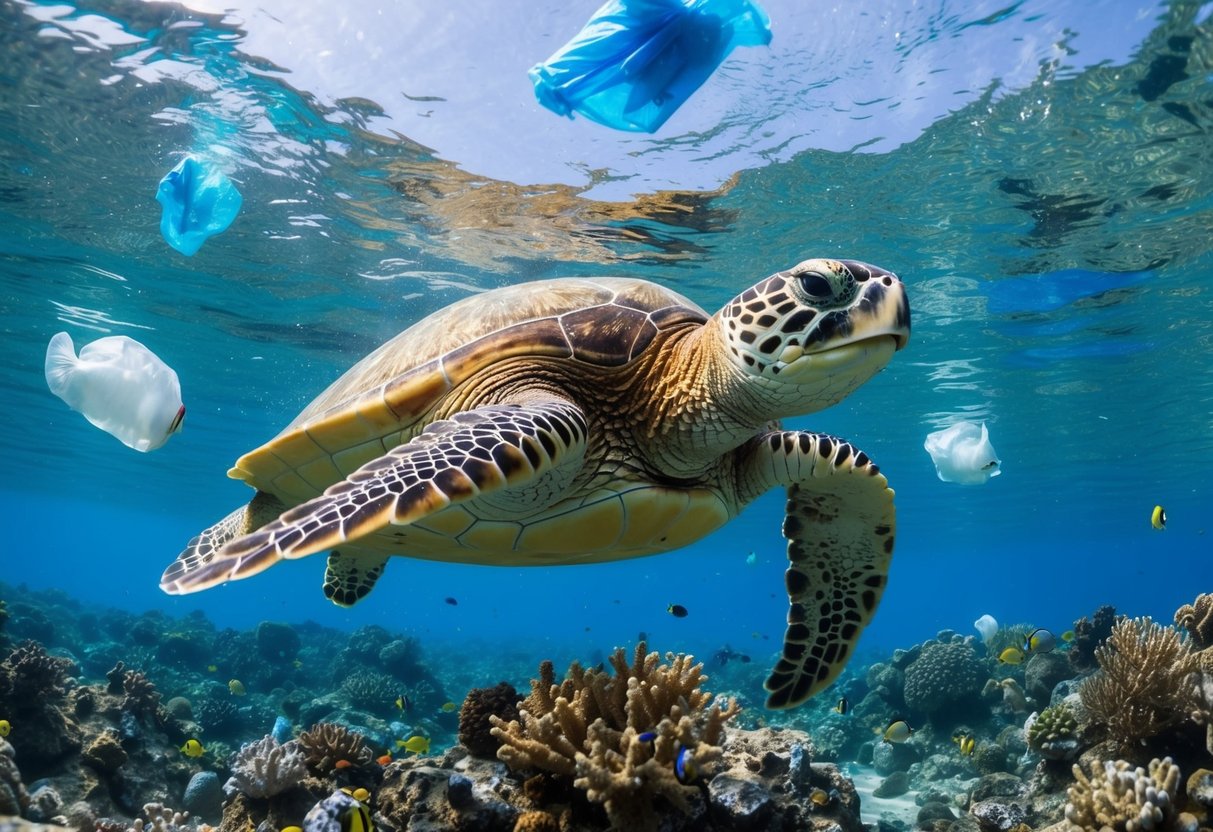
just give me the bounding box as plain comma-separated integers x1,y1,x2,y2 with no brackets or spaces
489,642,739,831
1065,757,1197,832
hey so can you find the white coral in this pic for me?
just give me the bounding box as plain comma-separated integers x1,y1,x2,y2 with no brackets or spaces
225,735,307,799
1065,757,1197,832
129,803,192,832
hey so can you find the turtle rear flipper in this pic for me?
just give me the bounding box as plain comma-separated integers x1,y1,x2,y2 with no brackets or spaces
737,431,895,709
159,400,588,595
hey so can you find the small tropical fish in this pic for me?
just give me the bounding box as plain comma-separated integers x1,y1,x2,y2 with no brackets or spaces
1151,505,1166,530
340,795,374,832
439,701,457,713
833,697,849,715
346,787,370,802
998,646,1025,665
293,659,304,669
0,720,9,737
180,738,204,757
1061,630,1075,643
674,746,698,783
953,733,976,756
397,735,431,754
745,551,757,566
376,753,392,765
334,759,353,770
228,679,247,696
667,603,689,618
1023,628,1056,655
395,694,411,712
881,719,913,743
809,788,830,807
637,731,657,743
282,827,302,832
206,664,218,673
444,596,458,606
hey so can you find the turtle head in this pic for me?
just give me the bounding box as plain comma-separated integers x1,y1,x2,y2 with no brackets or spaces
717,258,910,416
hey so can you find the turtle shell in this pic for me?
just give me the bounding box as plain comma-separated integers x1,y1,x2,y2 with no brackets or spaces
230,277,707,502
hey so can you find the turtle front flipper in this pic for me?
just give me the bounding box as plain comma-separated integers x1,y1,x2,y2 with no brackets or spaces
159,400,589,595
736,432,895,709
160,491,287,593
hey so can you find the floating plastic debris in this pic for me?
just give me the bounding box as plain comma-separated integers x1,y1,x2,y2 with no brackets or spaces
155,155,242,256
924,420,1001,485
529,0,772,133
45,332,185,452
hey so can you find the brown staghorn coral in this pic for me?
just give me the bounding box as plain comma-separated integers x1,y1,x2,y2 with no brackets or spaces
296,723,374,773
1175,594,1213,651
1065,756,1198,832
490,642,740,831
1079,616,1199,750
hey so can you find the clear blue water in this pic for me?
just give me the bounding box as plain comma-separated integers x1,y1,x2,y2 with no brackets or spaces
2,0,1211,682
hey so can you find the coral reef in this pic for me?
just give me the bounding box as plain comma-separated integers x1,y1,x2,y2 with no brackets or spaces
0,738,30,816
1064,757,1198,832
1027,703,1081,760
1175,594,1213,651
489,642,740,831
1071,605,1118,672
296,723,374,774
1079,616,1199,749
903,640,985,715
460,682,522,757
226,735,308,799
340,669,398,715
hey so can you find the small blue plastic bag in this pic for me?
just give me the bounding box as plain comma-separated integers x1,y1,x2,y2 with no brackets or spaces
156,156,242,256
529,0,771,133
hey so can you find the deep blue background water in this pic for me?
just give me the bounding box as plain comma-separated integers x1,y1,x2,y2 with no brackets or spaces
2,0,1211,681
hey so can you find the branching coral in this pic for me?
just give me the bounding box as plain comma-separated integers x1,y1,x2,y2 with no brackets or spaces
1,640,74,698
340,670,398,714
297,723,373,773
1079,617,1198,749
490,642,740,831
226,736,307,798
1175,594,1213,651
121,669,163,719
129,803,192,832
1065,757,1197,832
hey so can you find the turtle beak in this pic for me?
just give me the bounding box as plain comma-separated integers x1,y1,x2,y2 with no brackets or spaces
839,260,910,351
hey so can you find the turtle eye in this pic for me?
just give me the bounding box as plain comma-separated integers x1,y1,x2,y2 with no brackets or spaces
797,271,833,300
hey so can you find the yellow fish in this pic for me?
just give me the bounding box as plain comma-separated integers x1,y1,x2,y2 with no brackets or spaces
953,733,976,756
228,679,246,696
998,646,1025,665
440,702,457,713
293,659,303,669
180,738,205,758
0,719,10,737
1151,505,1166,530
206,664,218,673
881,719,912,743
396,735,430,755
340,799,373,832
281,827,303,832
1061,630,1075,643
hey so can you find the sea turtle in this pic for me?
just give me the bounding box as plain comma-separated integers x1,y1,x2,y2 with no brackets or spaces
161,258,910,708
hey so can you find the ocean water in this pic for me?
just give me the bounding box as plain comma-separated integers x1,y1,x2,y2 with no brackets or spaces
1,0,1211,686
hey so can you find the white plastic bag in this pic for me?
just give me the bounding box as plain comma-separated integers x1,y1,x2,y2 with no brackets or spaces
923,420,1000,485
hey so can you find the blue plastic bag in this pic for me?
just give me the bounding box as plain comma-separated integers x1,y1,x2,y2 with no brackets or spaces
530,0,771,133
156,156,242,256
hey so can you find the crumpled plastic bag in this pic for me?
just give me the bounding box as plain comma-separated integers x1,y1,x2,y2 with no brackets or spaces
45,332,185,452
924,421,1001,485
156,155,242,256
529,0,772,133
